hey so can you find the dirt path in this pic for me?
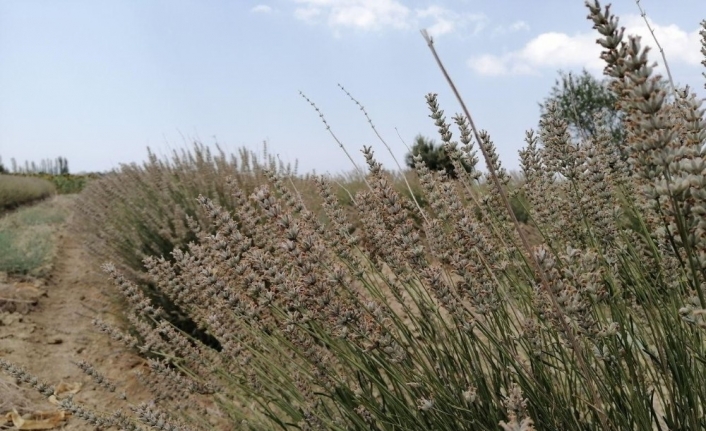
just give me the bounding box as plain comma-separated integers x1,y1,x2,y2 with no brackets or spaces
0,196,148,430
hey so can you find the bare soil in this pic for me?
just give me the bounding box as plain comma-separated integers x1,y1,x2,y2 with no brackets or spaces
0,196,150,430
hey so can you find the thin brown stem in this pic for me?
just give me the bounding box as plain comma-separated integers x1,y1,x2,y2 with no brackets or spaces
337,84,429,223
635,0,676,94
299,90,372,191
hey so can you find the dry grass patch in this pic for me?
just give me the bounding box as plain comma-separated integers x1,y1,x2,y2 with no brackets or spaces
0,175,55,212
0,197,70,276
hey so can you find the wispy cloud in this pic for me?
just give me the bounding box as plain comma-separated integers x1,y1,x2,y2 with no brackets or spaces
469,15,701,76
291,1,485,37
491,20,530,36
251,5,274,14
293,0,410,30
416,6,486,37
294,6,322,21
510,20,530,32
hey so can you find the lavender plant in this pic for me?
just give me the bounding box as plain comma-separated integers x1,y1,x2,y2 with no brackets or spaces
72,142,298,278
2,2,706,430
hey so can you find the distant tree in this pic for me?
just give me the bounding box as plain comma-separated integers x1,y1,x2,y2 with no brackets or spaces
57,156,69,175
405,134,471,179
539,69,625,145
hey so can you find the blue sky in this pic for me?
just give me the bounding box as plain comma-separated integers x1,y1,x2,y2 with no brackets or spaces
0,0,704,175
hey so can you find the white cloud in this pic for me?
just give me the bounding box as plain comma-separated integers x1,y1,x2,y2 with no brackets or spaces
469,14,701,76
416,6,486,38
291,1,485,37
251,4,273,13
294,0,410,31
472,54,511,76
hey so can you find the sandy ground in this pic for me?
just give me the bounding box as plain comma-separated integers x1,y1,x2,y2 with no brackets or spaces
0,196,149,430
